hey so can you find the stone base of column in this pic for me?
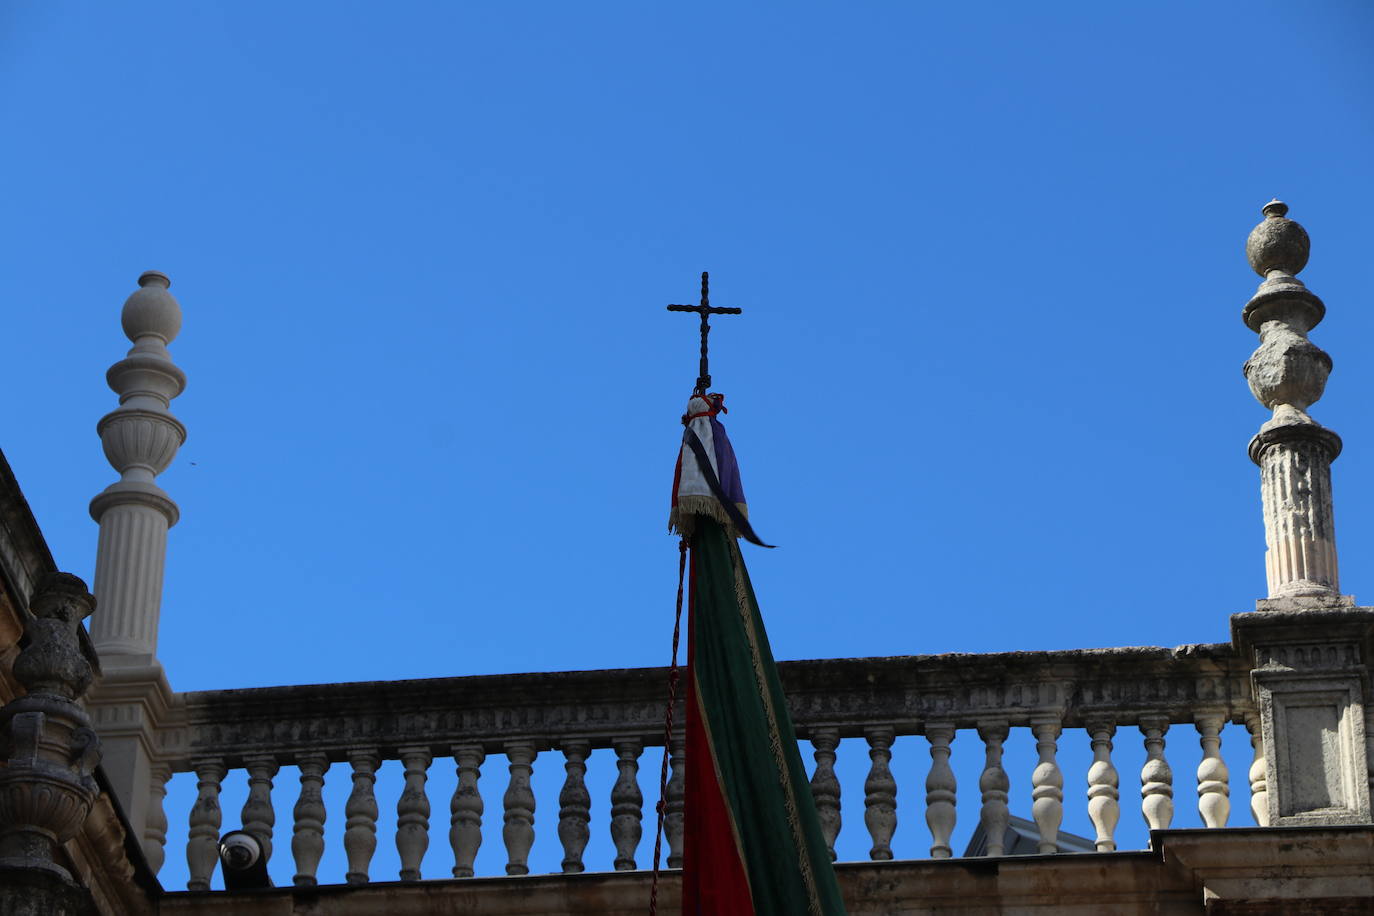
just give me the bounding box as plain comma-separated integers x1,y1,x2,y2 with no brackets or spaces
1232,606,1374,827
84,657,183,870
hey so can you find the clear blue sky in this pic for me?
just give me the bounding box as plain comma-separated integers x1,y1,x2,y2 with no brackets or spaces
3,0,1373,887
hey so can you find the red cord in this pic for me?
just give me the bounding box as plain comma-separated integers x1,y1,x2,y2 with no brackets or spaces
649,537,688,916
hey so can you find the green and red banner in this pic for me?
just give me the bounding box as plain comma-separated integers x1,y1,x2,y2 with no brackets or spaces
681,516,846,915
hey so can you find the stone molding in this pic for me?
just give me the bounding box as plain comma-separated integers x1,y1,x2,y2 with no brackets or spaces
88,483,181,529
170,645,1250,769
151,826,1374,915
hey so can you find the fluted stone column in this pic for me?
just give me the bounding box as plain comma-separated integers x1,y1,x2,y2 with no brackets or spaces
89,270,186,656
1242,201,1342,600
84,271,186,871
1231,203,1372,826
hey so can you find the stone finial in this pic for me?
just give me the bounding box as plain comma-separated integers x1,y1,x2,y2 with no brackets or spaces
1246,200,1310,278
12,572,97,700
0,573,103,880
121,270,182,346
88,271,188,658
1242,203,1333,415
1243,202,1324,334
1241,202,1343,600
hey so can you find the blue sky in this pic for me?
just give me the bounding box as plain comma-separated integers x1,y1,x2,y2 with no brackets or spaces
3,0,1374,888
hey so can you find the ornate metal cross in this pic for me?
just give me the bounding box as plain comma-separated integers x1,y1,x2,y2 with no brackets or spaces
667,271,742,394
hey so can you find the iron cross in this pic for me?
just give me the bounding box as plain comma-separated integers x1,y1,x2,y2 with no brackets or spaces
667,272,742,394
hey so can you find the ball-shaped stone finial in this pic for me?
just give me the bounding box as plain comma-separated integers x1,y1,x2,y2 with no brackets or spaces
1246,199,1309,278
121,270,182,344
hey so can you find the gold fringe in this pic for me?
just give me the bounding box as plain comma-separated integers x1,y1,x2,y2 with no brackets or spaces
669,497,750,541
727,539,825,916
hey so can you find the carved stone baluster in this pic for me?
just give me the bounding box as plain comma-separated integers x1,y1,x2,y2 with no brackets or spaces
1030,718,1063,854
976,723,1010,857
808,728,841,861
1195,712,1231,828
863,727,897,861
344,750,379,885
1085,720,1119,852
144,763,171,874
611,738,644,870
558,741,591,874
186,759,225,891
450,744,485,878
241,755,279,862
1244,713,1269,826
665,734,686,868
503,742,537,875
1139,717,1174,834
924,723,957,858
396,747,432,880
291,753,328,886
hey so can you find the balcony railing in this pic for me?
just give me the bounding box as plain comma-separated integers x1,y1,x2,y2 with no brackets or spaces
146,644,1267,889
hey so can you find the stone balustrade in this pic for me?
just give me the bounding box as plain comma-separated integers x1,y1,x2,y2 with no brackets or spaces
142,643,1280,889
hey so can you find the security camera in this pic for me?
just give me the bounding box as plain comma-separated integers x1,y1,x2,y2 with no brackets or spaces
218,830,273,890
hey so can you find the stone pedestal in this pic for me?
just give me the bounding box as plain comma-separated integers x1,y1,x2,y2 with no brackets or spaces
83,656,182,871
1232,601,1373,826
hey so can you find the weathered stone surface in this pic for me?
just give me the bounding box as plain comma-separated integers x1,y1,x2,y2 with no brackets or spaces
13,573,96,699
152,826,1374,915
1231,606,1373,827
1246,200,1310,278
165,645,1256,884
0,865,98,916
174,645,1249,768
0,574,101,880
1243,332,1330,412
1240,202,1343,601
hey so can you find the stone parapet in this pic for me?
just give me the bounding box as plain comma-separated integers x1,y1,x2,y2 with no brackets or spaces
158,645,1259,888
152,826,1374,915
176,645,1250,767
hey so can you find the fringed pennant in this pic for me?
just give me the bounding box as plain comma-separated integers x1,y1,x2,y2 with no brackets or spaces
669,392,772,548
667,391,845,916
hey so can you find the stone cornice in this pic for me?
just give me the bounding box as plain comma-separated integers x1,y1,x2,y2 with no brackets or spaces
1230,604,1374,657
174,645,1248,769
85,658,188,764
1247,418,1343,465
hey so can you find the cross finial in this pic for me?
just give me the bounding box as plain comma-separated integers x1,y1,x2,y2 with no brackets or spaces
667,271,742,393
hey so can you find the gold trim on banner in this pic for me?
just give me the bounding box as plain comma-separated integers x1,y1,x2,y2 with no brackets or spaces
728,537,824,916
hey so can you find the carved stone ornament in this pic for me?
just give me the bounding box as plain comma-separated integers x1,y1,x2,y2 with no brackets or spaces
1241,202,1344,599
0,573,102,879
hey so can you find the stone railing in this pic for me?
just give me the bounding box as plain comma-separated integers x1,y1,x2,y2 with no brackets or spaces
142,643,1293,889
